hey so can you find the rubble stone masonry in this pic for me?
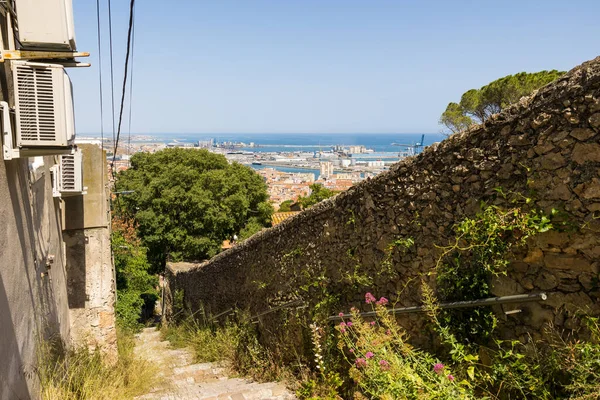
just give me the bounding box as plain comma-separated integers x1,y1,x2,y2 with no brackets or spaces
167,56,600,347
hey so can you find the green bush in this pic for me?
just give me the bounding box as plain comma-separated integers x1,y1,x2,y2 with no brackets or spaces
112,217,158,331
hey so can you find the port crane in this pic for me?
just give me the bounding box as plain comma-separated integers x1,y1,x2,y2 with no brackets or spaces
392,134,425,157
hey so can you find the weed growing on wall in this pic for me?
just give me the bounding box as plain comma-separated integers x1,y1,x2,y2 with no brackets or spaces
435,205,553,342
380,236,414,276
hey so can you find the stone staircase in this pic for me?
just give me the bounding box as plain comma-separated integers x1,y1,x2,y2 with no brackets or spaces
134,327,296,400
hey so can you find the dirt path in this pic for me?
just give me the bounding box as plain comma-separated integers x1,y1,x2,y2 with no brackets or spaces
134,327,296,400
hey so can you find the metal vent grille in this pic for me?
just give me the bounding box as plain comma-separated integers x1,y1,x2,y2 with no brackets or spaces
15,64,57,143
60,154,77,191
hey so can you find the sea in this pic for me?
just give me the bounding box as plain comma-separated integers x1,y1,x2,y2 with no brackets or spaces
119,132,445,178
132,133,444,152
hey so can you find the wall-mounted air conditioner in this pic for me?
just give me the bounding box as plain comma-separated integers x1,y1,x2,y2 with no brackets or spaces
15,0,77,51
51,149,85,197
11,60,75,147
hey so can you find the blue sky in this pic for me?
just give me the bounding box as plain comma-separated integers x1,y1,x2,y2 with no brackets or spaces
69,0,600,135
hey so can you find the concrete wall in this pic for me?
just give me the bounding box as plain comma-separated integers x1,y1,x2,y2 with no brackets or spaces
0,142,115,399
63,143,116,358
166,56,600,351
0,156,71,400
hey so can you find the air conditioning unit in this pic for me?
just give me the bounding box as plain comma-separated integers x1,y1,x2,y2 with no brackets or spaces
15,0,77,51
51,149,85,197
11,61,75,148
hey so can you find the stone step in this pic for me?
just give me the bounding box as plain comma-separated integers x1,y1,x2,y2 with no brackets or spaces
133,327,297,400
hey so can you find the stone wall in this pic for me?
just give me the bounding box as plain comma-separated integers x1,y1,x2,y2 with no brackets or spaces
166,56,600,348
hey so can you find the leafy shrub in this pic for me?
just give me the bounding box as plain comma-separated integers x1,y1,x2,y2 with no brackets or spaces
436,206,552,342
112,217,158,331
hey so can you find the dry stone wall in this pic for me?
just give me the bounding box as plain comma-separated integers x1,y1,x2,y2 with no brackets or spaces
167,56,600,346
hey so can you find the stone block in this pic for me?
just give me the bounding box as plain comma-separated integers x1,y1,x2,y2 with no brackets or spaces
534,271,558,290
572,142,600,164
589,112,600,128
574,178,600,200
490,275,525,297
540,152,567,170
523,248,544,265
544,253,595,272
569,127,597,141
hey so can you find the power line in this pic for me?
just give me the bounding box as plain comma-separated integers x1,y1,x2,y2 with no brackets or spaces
95,0,104,150
107,0,116,151
127,10,135,163
112,0,136,176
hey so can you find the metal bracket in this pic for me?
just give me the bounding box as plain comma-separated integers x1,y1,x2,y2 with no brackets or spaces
1,101,16,160
0,50,90,64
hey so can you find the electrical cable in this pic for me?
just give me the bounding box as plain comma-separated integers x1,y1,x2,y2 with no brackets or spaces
96,0,104,150
127,9,135,164
111,0,136,178
107,0,116,159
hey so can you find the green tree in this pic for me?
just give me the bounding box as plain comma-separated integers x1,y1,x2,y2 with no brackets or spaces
116,149,273,268
440,70,565,133
298,183,336,209
439,102,474,134
278,200,294,212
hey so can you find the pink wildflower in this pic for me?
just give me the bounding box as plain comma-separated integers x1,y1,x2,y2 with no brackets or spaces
365,352,374,359
365,292,376,304
347,321,353,327
376,297,389,305
340,328,346,334
339,312,344,317
350,306,358,312
379,360,390,371
349,348,354,353
386,329,391,335
340,322,347,327
433,363,445,374
355,358,367,368
370,321,376,326
447,374,455,382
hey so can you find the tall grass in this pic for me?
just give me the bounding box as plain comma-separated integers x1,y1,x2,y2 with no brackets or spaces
38,330,158,400
161,319,236,363
161,317,291,382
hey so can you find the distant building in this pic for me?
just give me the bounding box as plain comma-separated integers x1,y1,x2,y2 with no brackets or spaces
167,142,194,148
320,161,334,178
367,160,385,168
340,159,351,168
348,145,366,154
198,138,214,148
334,172,362,182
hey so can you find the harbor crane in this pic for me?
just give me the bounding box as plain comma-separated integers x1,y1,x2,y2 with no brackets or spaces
391,134,425,157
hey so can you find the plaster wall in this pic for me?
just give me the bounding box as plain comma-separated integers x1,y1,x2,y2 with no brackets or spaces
0,156,71,400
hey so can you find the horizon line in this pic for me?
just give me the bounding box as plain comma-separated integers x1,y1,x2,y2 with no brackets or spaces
78,132,441,136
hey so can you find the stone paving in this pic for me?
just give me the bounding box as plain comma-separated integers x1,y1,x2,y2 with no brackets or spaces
134,327,296,400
